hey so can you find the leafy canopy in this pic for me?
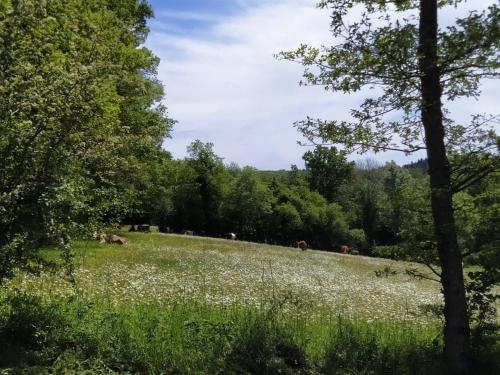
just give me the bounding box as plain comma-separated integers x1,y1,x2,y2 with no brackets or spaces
279,0,499,170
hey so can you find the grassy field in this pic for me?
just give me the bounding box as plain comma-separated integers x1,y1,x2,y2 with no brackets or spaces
3,231,489,374
7,231,442,323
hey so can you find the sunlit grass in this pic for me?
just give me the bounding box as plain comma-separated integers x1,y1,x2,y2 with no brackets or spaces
5,231,442,323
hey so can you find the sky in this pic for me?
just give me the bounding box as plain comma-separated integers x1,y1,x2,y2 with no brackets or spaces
145,0,499,170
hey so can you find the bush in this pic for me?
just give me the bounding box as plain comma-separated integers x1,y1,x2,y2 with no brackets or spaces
372,245,405,260
347,229,368,250
322,319,443,375
224,315,308,374
0,293,95,369
7,294,496,374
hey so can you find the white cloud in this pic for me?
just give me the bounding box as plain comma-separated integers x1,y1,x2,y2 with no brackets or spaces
148,0,499,169
156,10,221,23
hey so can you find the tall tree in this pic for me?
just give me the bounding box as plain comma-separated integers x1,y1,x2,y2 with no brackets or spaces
0,0,172,282
279,1,499,373
380,162,419,244
303,146,354,202
222,167,274,241
178,140,227,235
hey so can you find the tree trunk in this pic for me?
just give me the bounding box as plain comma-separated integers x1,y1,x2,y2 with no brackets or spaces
418,1,471,374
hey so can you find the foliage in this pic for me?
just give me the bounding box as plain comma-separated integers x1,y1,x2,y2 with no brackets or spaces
224,316,308,375
0,292,448,374
279,1,499,370
222,167,274,241
169,140,228,235
322,318,443,375
0,0,172,283
344,160,385,253
278,1,498,158
302,146,354,202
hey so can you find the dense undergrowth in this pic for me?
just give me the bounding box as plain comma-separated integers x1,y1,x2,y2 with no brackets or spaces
1,292,498,374
0,290,467,375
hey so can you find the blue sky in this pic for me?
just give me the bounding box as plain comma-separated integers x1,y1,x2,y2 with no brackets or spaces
145,0,499,170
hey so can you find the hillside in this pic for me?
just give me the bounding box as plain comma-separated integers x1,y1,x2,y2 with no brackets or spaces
6,232,499,374
8,232,441,323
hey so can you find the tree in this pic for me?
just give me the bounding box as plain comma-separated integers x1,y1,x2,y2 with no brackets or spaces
124,150,176,230
288,164,307,187
302,146,354,202
0,0,172,282
271,202,302,244
355,159,384,254
222,167,274,241
171,141,227,235
267,178,349,248
279,1,499,373
380,162,420,244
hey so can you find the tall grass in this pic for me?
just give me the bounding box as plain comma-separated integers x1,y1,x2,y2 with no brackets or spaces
0,290,450,374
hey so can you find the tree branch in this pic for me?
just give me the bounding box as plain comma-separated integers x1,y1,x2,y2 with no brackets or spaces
452,166,498,193
299,140,426,154
406,267,441,283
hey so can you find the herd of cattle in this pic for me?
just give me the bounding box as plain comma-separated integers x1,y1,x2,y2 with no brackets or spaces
96,225,361,255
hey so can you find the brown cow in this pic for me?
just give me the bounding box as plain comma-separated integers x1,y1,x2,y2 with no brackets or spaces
98,233,128,245
110,235,128,245
341,245,349,254
296,240,308,251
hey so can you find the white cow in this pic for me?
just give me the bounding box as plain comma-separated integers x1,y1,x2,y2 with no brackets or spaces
225,232,237,240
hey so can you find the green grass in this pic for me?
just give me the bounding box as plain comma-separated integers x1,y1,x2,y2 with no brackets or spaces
0,231,485,374
9,232,442,323
0,293,444,374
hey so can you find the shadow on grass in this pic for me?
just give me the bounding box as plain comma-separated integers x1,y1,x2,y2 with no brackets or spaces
0,294,98,371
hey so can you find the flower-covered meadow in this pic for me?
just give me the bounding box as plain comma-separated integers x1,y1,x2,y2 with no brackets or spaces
4,232,442,323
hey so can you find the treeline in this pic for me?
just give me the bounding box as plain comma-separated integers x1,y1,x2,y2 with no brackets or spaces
127,141,499,263
127,142,352,250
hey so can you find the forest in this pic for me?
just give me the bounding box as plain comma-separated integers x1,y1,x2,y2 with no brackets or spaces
125,142,497,266
0,0,498,374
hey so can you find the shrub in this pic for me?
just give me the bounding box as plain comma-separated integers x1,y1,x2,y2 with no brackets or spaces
224,315,308,374
347,229,367,251
322,319,443,375
0,293,95,369
7,294,492,374
372,245,405,260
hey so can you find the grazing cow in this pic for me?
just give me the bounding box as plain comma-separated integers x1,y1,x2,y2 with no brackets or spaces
225,232,237,240
98,234,128,245
350,249,360,255
99,233,108,244
110,235,128,245
137,224,151,233
296,240,308,251
341,245,349,254
183,230,194,236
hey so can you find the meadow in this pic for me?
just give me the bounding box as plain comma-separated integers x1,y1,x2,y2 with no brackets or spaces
0,231,466,374
7,232,443,323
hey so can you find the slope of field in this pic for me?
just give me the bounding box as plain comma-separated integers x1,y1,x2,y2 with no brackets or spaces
7,232,442,323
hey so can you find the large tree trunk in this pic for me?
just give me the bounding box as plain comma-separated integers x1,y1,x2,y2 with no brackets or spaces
418,1,470,374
